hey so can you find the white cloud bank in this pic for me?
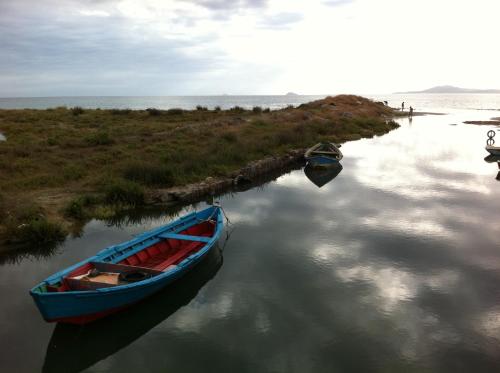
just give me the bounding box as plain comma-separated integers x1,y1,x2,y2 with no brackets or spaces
1,0,499,96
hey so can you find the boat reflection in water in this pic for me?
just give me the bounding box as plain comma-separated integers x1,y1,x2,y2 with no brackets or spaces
484,154,500,181
304,163,343,188
43,245,224,373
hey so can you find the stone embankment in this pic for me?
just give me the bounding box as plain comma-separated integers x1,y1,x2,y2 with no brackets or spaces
147,149,305,205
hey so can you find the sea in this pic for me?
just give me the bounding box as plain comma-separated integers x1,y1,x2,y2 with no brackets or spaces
0,93,499,112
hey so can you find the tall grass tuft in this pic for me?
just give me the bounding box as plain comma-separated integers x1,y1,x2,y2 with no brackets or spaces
104,179,145,206
123,163,176,187
110,108,132,115
0,193,5,222
230,106,246,113
64,194,99,220
4,202,66,246
85,131,114,146
62,165,86,181
146,108,162,116
221,132,238,143
71,106,84,116
166,108,184,115
15,218,66,246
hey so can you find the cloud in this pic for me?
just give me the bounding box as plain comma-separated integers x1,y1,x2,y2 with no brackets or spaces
1,0,500,96
0,0,231,96
322,0,354,6
0,0,297,96
258,12,303,30
185,0,268,12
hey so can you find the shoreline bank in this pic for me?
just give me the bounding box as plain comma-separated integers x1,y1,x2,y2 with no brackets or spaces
0,95,400,249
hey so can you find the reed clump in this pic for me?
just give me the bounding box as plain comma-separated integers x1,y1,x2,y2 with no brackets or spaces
103,179,145,206
146,108,162,116
71,106,84,116
85,131,114,146
166,108,184,115
0,193,5,223
3,202,66,246
64,194,100,220
110,108,132,115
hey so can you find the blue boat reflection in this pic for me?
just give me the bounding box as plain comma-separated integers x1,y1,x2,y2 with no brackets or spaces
304,163,343,188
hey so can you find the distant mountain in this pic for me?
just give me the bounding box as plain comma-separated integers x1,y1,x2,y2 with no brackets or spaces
397,85,500,94
285,92,299,96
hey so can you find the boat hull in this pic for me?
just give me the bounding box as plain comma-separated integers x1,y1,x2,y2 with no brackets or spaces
31,260,189,323
30,206,223,324
486,146,500,156
306,155,340,168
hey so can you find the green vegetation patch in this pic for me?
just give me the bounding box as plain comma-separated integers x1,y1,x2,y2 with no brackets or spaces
64,194,100,220
103,179,145,206
3,202,66,246
85,130,114,146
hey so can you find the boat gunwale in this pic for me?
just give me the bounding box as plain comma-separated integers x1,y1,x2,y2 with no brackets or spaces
305,142,343,161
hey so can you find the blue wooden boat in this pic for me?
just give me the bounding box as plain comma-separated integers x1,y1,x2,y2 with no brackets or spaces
305,142,343,168
30,206,223,324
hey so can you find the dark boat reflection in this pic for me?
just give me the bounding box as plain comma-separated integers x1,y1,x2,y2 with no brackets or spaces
304,163,343,188
484,154,500,181
42,245,224,373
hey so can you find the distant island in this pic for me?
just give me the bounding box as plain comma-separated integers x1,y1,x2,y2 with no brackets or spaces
397,85,500,94
285,92,299,96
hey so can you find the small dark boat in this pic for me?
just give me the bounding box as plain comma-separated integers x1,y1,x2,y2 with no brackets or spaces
304,163,343,188
486,144,500,156
30,206,223,324
305,142,343,167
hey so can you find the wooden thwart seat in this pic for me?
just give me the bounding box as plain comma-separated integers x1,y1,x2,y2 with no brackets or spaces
91,262,163,275
157,232,211,243
63,262,163,291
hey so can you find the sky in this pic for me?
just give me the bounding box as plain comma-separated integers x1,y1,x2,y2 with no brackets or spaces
1,0,500,97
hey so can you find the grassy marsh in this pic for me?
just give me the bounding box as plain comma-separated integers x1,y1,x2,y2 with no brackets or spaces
0,95,398,247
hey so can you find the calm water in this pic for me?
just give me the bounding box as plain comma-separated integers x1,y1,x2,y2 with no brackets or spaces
1,97,500,372
1,93,499,112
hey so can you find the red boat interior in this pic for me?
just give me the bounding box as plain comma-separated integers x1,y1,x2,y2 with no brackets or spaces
46,221,215,292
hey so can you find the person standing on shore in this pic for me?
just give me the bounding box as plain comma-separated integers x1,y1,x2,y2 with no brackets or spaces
409,106,414,117
401,102,405,111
